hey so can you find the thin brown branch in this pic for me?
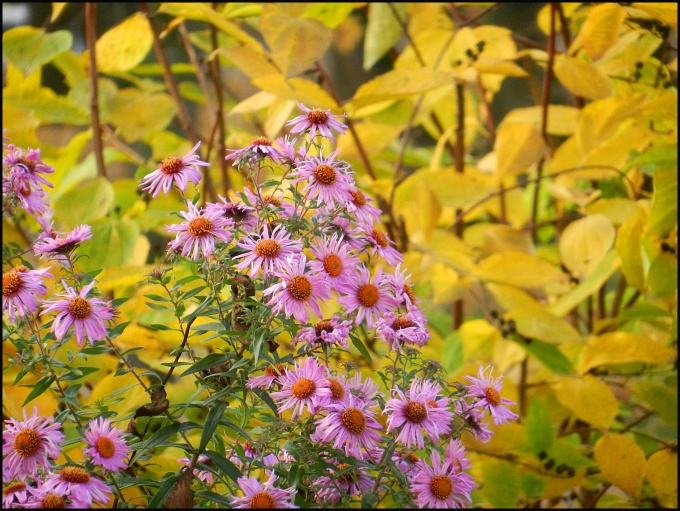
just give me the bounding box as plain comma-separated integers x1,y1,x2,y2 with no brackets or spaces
209,3,230,196
178,22,214,113
85,3,106,179
453,81,466,331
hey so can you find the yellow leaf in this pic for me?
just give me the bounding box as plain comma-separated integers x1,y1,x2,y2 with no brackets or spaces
426,168,493,210
616,213,647,291
95,13,153,73
493,338,528,373
51,3,68,24
582,120,653,173
594,434,646,500
259,11,332,78
537,3,581,35
502,105,580,136
221,45,280,80
586,198,641,226
430,262,463,304
555,375,619,429
475,251,566,289
580,3,626,60
2,385,59,420
424,229,476,274
393,172,441,244
251,75,337,110
554,55,614,100
461,319,502,361
494,122,545,179
646,449,678,508
103,89,175,143
505,305,583,345
579,332,676,375
466,223,535,258
487,283,540,310
631,3,678,29
474,59,528,77
559,214,616,277
576,96,643,156
337,121,403,158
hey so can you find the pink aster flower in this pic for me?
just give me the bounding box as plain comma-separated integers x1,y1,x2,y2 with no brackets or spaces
22,481,78,509
392,448,422,476
263,254,331,324
40,280,115,346
140,141,208,198
11,179,50,216
359,222,403,266
270,356,331,419
33,224,92,261
446,438,473,476
241,440,278,469
3,145,55,188
246,363,288,391
2,265,52,322
230,474,298,509
383,379,453,449
314,458,373,505
2,407,64,480
166,200,234,260
321,216,364,250
337,265,400,329
409,448,474,509
454,399,493,443
206,195,257,230
465,365,519,426
234,224,302,278
225,136,284,165
346,188,382,224
286,103,348,141
383,264,420,309
41,466,111,508
293,316,352,349
346,373,383,405
239,187,296,219
313,372,351,409
2,480,30,508
291,149,355,206
83,417,130,473
375,309,430,350
308,234,360,292
312,394,383,460
275,135,304,164
178,454,214,484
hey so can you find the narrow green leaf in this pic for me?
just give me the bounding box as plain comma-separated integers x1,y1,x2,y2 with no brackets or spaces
520,340,573,375
203,450,243,483
199,402,227,453
525,398,553,456
180,353,231,378
146,472,179,509
349,334,373,364
22,375,55,406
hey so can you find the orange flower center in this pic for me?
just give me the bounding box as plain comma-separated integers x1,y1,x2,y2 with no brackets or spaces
308,109,329,125
314,164,337,185
265,364,286,377
2,272,22,296
187,217,213,237
251,137,272,147
428,400,438,408
404,402,427,424
323,254,343,276
336,463,354,484
19,185,32,197
357,284,379,307
18,157,36,172
371,229,389,248
3,482,27,496
350,190,366,206
341,407,366,434
13,429,40,456
391,316,416,330
452,457,462,473
42,495,66,508
264,195,282,207
288,275,312,301
249,491,276,508
430,474,453,500
292,377,315,399
255,239,281,258
160,156,183,175
328,378,345,399
403,284,417,304
484,387,501,406
68,297,92,320
96,436,116,458
314,321,333,338
61,466,90,484
407,452,419,464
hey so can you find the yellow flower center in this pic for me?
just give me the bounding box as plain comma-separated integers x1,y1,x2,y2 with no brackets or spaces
357,284,379,307
2,272,22,296
160,156,183,175
292,377,315,399
61,466,90,484
484,387,501,406
255,239,281,258
42,494,66,508
288,275,312,300
350,190,366,206
264,195,282,207
404,402,427,424
328,378,345,399
68,297,92,320
430,474,453,500
2,482,27,497
341,407,366,434
249,491,276,508
96,436,116,458
314,164,337,185
323,254,343,276
187,217,213,237
391,316,416,330
308,109,329,125
371,229,389,248
251,137,272,147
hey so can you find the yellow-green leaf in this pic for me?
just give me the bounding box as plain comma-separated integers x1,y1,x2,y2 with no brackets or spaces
646,449,678,508
95,12,152,73
301,3,355,29
555,375,619,429
502,105,580,136
575,96,643,156
461,319,502,361
505,305,583,345
648,167,677,236
426,168,493,210
79,219,142,272
259,11,332,78
554,55,614,100
103,89,175,143
631,3,678,29
647,251,678,298
594,434,646,500
2,26,72,76
53,177,114,228
51,3,68,24
494,122,545,179
221,45,280,80
616,213,647,291
579,332,676,375
631,381,677,429
586,198,641,226
475,252,566,289
580,3,626,60
559,214,616,277
364,3,406,70
251,75,337,111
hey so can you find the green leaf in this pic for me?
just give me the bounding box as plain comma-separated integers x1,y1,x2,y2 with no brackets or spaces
350,334,373,364
2,26,72,75
180,353,231,378
630,381,677,428
482,460,521,508
204,449,243,483
443,331,464,374
521,473,546,500
520,340,573,375
301,3,355,28
648,167,677,236
135,421,201,453
525,398,552,456
53,177,114,229
22,375,55,406
199,402,227,453
146,471,179,509
103,89,175,143
79,219,141,272
364,3,407,70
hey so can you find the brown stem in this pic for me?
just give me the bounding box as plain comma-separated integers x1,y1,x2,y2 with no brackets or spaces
209,3,230,196
597,285,606,322
453,81,466,331
519,357,528,416
85,3,106,179
609,273,628,319
178,22,214,113
586,295,594,332
162,316,197,386
586,484,612,508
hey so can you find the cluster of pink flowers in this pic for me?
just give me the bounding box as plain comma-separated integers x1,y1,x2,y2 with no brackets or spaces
2,408,130,508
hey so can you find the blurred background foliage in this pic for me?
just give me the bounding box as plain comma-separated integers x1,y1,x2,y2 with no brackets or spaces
2,2,677,508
